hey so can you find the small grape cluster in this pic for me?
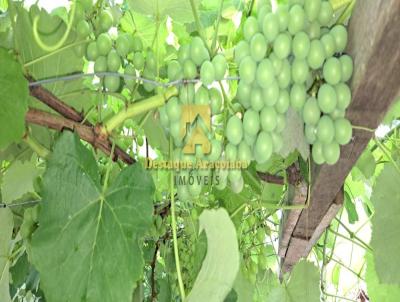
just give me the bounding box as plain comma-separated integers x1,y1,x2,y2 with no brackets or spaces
232,0,354,168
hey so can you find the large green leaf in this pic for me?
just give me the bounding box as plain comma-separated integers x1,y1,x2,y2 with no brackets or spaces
187,208,240,302
31,132,155,302
267,261,321,302
0,48,28,149
370,162,400,284
0,208,13,302
128,0,199,23
366,253,400,302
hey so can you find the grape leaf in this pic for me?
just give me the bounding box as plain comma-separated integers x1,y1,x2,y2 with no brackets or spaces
31,132,155,302
0,48,28,149
0,208,13,302
366,253,400,302
344,191,359,224
370,162,400,284
267,261,321,302
1,158,40,203
280,108,310,160
128,0,200,23
187,208,240,302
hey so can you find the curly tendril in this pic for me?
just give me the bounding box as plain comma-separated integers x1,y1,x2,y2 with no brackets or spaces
32,0,77,53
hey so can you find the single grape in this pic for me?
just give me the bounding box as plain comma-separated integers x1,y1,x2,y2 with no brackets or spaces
256,58,274,87
290,84,307,110
194,86,209,105
335,83,351,110
312,140,325,164
200,61,215,86
270,53,283,75
276,5,289,31
277,59,291,88
166,97,182,122
260,107,277,132
183,59,197,79
334,118,352,145
323,141,340,165
292,31,311,59
226,116,243,145
240,56,257,84
307,39,326,70
99,11,113,32
132,52,144,70
191,37,209,66
305,124,317,144
243,109,260,136
168,60,182,82
124,64,135,89
263,13,279,42
86,41,99,61
307,21,321,40
254,131,273,164
288,4,306,35
258,4,272,28
263,80,280,106
237,82,252,108
178,44,190,64
145,51,157,72
158,107,169,128
179,84,195,104
273,33,292,60
321,33,336,58
76,20,90,38
80,0,92,12
318,1,333,26
330,108,345,119
275,90,290,114
323,57,342,85
208,139,222,161
244,16,259,41
316,115,335,143
107,49,121,72
116,34,131,57
234,41,250,65
271,132,283,152
228,169,242,183
340,54,353,82
104,75,120,92
305,0,321,22
212,54,227,80
251,86,264,111
96,33,112,56
210,88,222,114
331,25,348,53
292,59,309,84
169,120,181,138
230,176,244,193
131,36,143,52
250,33,267,62
238,141,253,162
225,143,238,160
142,68,156,92
244,132,256,146
94,56,107,73
303,97,321,125
318,84,337,113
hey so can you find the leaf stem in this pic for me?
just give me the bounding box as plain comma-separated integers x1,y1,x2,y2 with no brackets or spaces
211,0,225,55
374,138,400,176
23,133,50,158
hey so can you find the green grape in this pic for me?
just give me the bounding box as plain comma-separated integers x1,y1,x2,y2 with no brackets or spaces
80,0,92,12
168,60,182,82
307,21,321,40
104,75,120,92
316,115,335,143
269,53,283,75
207,139,222,161
244,16,259,41
275,90,290,114
321,33,336,58
331,25,348,53
209,88,222,114
132,36,143,52
292,59,309,84
307,39,326,70
226,116,243,145
188,175,202,198
250,33,267,62
244,132,256,146
195,86,209,105
263,80,280,106
229,169,242,183
180,84,195,104
288,4,306,35
276,5,289,31
258,4,272,28
312,140,325,164
260,107,277,132
215,176,228,190
323,141,340,165
330,108,345,119
159,107,169,128
292,31,310,59
76,20,90,38
96,33,112,56
166,97,181,122
169,120,181,138
116,34,131,57
238,141,252,162
107,49,121,72
230,176,244,193
240,56,257,84
212,54,227,80
178,44,190,64
271,132,283,152
251,86,264,111
290,84,307,110
86,41,99,61
234,41,250,65
99,10,113,32
94,56,107,73
254,131,273,164
237,82,252,108
303,97,321,125
225,143,237,160
146,51,157,71
183,59,197,79
305,124,317,143
256,58,274,87
340,54,353,82
124,64,135,89
305,0,321,22
243,109,260,136
323,57,342,85
334,118,352,145
318,1,333,26
142,68,156,92
335,83,351,110
200,61,215,86
277,59,291,88
273,33,291,60
318,84,337,114
263,13,279,42
132,52,144,70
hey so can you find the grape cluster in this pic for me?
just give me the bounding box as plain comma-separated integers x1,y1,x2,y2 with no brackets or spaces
233,0,353,169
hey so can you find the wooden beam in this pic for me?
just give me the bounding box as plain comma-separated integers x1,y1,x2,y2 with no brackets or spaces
280,0,400,272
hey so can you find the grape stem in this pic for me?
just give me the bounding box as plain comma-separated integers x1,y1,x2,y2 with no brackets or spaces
101,86,178,135
189,0,211,53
